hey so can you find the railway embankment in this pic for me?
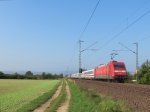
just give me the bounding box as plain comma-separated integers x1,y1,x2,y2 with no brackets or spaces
73,79,150,112
68,79,130,112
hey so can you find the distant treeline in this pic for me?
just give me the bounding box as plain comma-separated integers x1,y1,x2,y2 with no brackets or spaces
0,71,63,79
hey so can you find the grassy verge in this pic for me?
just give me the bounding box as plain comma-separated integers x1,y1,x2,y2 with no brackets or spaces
46,80,67,112
16,80,61,112
68,80,131,112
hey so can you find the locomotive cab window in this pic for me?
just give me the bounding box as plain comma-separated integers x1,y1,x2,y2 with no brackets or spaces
114,64,125,68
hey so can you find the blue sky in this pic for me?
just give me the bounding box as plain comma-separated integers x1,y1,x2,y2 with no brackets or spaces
0,0,150,74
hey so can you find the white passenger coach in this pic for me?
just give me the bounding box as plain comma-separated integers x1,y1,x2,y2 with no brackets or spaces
81,69,94,79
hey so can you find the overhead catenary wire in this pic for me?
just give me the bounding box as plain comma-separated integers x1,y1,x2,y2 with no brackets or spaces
98,8,150,50
79,0,102,40
127,0,150,21
137,35,150,42
118,42,136,54
95,0,150,48
113,35,150,53
111,0,150,35
66,0,102,74
81,41,98,52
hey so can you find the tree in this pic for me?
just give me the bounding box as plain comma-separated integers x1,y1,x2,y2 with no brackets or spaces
25,71,33,76
42,72,46,79
0,71,5,79
25,71,33,79
138,60,150,84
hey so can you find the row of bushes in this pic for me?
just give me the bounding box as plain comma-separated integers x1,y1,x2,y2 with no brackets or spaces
0,71,63,79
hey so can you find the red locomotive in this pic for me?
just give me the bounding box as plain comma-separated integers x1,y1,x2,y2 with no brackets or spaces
94,61,127,82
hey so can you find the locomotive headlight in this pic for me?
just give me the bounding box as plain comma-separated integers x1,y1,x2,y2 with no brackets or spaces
115,70,126,72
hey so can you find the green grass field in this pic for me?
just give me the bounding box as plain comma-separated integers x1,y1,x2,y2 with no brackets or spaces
0,79,60,112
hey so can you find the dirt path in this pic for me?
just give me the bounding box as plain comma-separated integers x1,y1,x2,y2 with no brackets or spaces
57,82,71,112
33,84,62,112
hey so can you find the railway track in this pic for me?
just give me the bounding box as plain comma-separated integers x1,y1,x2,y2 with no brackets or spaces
73,79,150,112
94,81,150,96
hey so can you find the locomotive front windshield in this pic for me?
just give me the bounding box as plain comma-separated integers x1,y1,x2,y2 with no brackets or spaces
114,64,125,69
